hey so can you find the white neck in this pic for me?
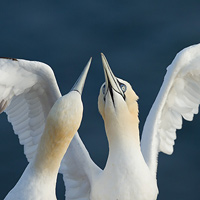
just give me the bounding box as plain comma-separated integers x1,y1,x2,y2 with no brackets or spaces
104,116,141,169
4,122,71,200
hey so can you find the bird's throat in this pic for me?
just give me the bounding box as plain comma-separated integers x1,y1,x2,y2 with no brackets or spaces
105,117,140,162
33,123,74,177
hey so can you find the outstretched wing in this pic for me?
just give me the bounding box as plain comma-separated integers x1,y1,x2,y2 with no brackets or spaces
60,133,102,200
141,44,200,177
0,57,61,161
0,57,101,199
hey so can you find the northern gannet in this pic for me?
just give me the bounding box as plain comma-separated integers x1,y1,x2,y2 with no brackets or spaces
1,58,91,199
90,46,200,200
1,43,200,200
91,53,158,199
63,44,200,200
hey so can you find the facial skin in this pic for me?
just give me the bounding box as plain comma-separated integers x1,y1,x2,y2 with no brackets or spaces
98,78,139,124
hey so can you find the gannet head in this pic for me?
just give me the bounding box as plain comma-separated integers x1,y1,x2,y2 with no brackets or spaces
98,54,139,133
46,58,92,139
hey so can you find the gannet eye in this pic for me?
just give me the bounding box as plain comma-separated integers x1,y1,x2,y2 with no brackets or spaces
120,83,127,93
102,84,106,94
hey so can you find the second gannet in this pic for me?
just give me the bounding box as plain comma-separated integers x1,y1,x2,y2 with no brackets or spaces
3,59,91,199
59,44,200,200
89,46,200,200
89,54,158,200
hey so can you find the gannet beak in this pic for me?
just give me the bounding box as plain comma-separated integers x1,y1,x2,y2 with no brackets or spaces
71,57,92,95
101,53,124,98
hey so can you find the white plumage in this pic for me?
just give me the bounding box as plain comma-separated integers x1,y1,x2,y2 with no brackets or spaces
141,44,200,177
2,58,92,199
0,58,60,162
1,43,200,199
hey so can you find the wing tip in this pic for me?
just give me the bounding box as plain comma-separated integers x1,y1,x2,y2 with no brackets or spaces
0,100,8,113
160,144,174,155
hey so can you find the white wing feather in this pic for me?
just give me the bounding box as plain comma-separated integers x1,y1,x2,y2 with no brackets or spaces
0,58,61,161
141,44,200,177
0,58,100,199
60,133,102,200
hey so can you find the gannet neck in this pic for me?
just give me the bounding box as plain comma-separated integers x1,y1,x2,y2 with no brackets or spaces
34,92,83,177
105,106,140,145
108,127,140,166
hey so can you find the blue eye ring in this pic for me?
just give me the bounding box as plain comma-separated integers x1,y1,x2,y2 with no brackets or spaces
120,83,127,93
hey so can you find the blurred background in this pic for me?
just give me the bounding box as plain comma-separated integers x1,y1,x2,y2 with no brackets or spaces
0,0,200,199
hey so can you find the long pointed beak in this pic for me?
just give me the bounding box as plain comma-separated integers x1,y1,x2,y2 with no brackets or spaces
71,57,92,95
101,53,124,97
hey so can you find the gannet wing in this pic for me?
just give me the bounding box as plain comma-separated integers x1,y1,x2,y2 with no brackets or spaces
60,133,102,200
0,57,101,199
141,44,200,176
0,57,61,162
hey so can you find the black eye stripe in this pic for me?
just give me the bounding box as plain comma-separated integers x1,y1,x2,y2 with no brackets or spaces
102,76,127,102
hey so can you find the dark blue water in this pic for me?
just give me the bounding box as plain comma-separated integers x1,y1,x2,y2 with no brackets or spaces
0,0,200,199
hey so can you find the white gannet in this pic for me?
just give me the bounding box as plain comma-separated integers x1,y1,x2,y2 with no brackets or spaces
2,43,200,200
89,45,200,200
60,44,200,200
1,58,92,199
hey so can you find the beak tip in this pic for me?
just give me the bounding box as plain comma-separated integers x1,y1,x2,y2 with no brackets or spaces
89,57,92,64
71,58,92,95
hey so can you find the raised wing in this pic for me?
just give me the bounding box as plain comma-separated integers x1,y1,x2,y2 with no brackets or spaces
0,58,61,161
141,44,200,177
60,133,102,200
1,57,101,199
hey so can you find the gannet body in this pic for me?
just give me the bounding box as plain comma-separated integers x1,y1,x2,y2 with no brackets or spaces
2,58,91,199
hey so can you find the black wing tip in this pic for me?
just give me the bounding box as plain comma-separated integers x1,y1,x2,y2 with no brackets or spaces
0,100,8,114
0,57,18,61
